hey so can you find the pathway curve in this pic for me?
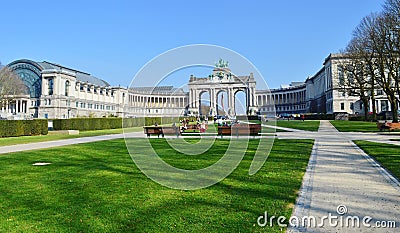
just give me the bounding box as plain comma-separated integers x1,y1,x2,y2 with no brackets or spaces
287,120,400,232
0,132,144,155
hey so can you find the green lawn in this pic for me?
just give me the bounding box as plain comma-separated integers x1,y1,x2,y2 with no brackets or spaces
0,127,142,147
0,138,314,232
274,120,320,131
330,120,381,132
354,140,400,179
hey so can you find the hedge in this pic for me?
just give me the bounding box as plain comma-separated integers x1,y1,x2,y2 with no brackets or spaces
53,118,122,131
348,115,385,121
0,120,48,137
52,117,198,131
303,114,335,120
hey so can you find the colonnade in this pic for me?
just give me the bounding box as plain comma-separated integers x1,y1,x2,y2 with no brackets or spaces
0,99,29,114
127,94,187,108
257,90,306,106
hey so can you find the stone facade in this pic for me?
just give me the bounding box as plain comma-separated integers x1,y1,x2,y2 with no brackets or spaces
1,55,396,119
3,59,126,119
187,67,257,116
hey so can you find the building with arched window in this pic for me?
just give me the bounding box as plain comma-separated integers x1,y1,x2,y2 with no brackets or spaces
4,59,127,119
1,55,395,119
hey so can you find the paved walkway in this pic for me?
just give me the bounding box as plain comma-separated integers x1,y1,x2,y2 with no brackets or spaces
0,132,143,155
288,121,400,232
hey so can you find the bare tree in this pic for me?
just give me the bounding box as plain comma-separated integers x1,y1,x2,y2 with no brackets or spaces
346,10,400,122
336,49,371,120
383,0,400,111
0,66,27,110
369,12,400,122
339,14,380,121
352,14,380,121
384,0,400,18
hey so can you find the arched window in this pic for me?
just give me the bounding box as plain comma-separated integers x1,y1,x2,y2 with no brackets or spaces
48,78,54,95
65,80,70,96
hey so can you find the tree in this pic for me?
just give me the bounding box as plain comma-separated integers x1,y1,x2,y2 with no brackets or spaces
336,50,371,120
0,66,27,110
345,9,400,122
351,14,380,121
340,14,380,121
383,0,400,116
371,12,400,122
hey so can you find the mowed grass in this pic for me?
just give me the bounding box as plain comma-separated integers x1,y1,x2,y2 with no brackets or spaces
354,140,400,179
275,120,320,131
330,120,380,132
0,138,313,232
0,127,142,147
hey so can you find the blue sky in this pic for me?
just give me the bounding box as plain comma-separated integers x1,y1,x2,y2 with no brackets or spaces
0,0,384,89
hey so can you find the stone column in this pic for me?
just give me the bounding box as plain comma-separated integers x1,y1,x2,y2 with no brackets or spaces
253,88,257,106
377,100,382,113
189,89,193,108
227,88,232,113
194,90,197,108
213,89,217,115
230,89,235,115
249,88,253,107
251,88,254,106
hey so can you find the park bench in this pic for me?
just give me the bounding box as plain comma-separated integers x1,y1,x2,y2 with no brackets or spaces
218,124,262,138
376,122,400,131
184,124,198,132
143,126,181,138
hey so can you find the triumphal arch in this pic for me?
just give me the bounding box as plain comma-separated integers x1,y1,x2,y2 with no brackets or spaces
187,59,257,116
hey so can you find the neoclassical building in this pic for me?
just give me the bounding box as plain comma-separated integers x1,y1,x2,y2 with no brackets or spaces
3,59,126,119
0,55,394,119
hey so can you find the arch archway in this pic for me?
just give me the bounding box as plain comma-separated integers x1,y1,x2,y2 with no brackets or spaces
7,60,43,98
234,90,247,115
188,66,257,117
199,91,211,116
216,90,228,116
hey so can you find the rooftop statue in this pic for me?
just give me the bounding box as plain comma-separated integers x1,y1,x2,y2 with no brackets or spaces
215,58,229,68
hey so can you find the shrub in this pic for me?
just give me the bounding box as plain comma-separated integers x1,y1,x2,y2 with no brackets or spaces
52,117,199,131
0,120,48,137
303,114,335,120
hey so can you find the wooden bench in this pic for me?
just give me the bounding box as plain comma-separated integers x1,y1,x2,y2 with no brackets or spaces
377,122,400,131
143,126,181,137
184,124,198,132
218,124,262,138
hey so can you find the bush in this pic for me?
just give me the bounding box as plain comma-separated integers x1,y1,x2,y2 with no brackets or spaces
303,114,335,120
53,117,195,131
0,120,48,137
349,116,366,121
52,118,123,131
